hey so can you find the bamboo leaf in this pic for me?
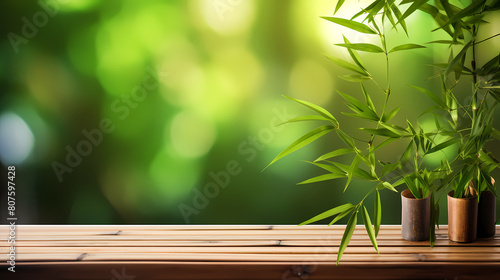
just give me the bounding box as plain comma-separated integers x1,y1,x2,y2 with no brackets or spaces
314,148,355,162
350,9,365,21
366,0,385,19
385,2,398,31
364,0,383,11
455,50,467,80
379,123,411,137
454,168,473,198
390,3,408,36
339,75,371,82
305,161,346,175
362,204,379,253
401,141,412,162
445,41,472,78
374,190,381,237
438,0,456,20
358,166,377,180
409,85,446,108
265,125,335,169
404,175,422,199
283,95,339,126
440,0,486,29
329,207,353,226
382,106,400,122
278,115,329,125
334,0,346,14
330,162,377,181
361,85,376,113
298,173,347,185
392,177,405,188
389,43,425,53
478,53,500,76
361,128,401,138
337,207,358,264
426,40,463,45
338,91,379,121
432,8,455,37
373,138,397,152
322,17,378,34
343,36,367,72
324,53,368,76
425,138,459,155
492,128,500,141
335,43,384,53
299,203,354,225
336,129,355,148
397,0,430,25
345,155,361,191
381,161,401,178
417,2,439,16
418,105,442,118
382,181,398,192
343,112,380,122
406,119,416,135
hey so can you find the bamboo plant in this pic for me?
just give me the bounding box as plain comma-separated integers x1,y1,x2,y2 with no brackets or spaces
408,0,500,200
265,0,466,263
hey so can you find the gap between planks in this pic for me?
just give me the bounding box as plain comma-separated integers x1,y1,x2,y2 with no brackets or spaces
6,246,500,254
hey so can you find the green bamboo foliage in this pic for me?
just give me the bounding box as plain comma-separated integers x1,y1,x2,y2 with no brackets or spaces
265,0,500,263
414,0,500,199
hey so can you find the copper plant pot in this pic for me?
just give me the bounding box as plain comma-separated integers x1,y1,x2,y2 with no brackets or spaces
448,191,478,243
477,191,496,238
401,189,430,241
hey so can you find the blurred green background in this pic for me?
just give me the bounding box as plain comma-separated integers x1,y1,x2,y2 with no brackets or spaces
0,0,499,225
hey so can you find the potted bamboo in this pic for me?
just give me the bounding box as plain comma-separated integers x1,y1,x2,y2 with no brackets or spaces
410,0,500,242
264,0,465,262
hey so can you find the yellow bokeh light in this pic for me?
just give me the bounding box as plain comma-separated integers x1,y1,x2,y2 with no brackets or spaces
158,40,204,107
25,54,78,115
213,47,263,98
191,0,255,35
289,58,334,107
169,110,217,158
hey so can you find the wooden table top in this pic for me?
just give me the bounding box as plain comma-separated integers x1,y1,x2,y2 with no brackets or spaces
0,225,499,279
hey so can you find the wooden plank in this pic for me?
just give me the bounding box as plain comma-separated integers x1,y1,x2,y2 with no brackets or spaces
0,225,498,279
3,239,500,248
3,236,499,244
6,245,500,254
5,225,487,237
1,261,499,280
0,225,406,231
0,227,423,234
0,234,461,241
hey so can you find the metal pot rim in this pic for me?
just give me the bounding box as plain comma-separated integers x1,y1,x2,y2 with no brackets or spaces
447,190,477,200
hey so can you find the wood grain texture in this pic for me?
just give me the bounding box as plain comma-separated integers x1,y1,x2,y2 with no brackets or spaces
0,225,499,279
